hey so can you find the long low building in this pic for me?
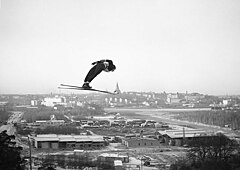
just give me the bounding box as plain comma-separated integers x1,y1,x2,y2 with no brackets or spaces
32,134,105,150
98,153,129,163
156,129,210,146
122,137,161,148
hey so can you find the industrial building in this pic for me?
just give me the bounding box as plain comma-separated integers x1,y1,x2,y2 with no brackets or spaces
35,114,65,126
98,153,129,163
32,134,105,150
35,120,65,126
156,129,209,146
122,137,161,148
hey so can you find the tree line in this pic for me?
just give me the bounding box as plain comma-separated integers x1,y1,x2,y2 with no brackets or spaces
0,130,25,170
170,134,240,170
172,110,240,130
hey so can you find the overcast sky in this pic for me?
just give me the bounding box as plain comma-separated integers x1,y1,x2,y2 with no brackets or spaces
0,0,240,95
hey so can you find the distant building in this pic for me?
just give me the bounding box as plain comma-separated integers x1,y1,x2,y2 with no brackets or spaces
35,119,65,126
31,100,38,106
32,134,105,150
35,114,65,126
185,93,204,102
98,153,129,163
122,137,160,148
166,93,181,104
223,99,231,106
114,160,123,170
142,101,150,106
41,96,66,107
156,129,209,146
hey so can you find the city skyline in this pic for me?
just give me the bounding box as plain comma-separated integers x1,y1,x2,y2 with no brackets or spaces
1,0,240,95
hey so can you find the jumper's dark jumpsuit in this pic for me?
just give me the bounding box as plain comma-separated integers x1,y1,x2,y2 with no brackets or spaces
84,59,115,84
84,63,106,83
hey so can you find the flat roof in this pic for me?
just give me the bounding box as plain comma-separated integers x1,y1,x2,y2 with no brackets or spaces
58,135,74,138
76,138,92,142
158,129,208,138
74,149,84,152
166,133,207,138
124,137,157,142
160,129,208,139
33,134,59,141
160,129,205,133
34,135,104,142
114,160,123,166
36,120,48,123
51,120,65,122
99,153,127,158
37,134,58,137
34,137,59,141
59,137,76,142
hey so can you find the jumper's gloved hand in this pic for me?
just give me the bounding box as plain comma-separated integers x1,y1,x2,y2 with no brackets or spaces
92,60,107,65
92,61,99,65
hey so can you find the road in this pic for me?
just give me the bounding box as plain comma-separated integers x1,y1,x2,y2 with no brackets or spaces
0,111,23,135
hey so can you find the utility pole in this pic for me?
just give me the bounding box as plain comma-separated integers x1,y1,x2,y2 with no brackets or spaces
28,135,32,170
183,127,185,146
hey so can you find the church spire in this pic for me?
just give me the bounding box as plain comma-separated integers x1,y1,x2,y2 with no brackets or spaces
114,82,121,94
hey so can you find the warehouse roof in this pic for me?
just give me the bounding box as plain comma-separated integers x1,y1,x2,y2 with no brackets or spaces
99,153,128,158
123,137,158,142
158,129,208,139
33,134,104,142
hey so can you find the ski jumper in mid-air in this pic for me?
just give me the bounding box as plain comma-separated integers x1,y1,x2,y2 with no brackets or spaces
82,59,116,89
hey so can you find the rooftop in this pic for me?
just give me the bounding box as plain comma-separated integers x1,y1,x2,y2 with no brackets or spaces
158,129,208,139
124,137,158,142
34,134,104,142
99,153,128,158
